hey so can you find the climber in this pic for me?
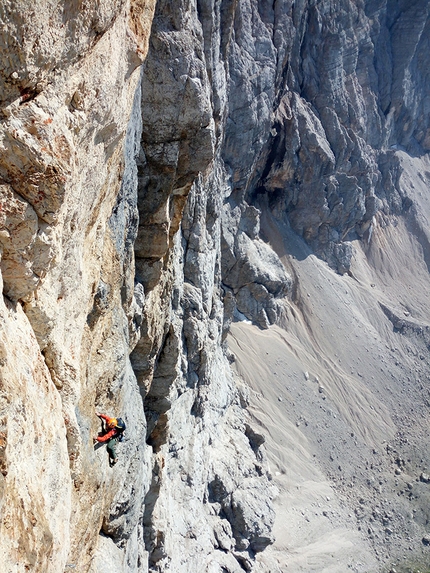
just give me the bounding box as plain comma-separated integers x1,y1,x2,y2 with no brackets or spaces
94,412,126,466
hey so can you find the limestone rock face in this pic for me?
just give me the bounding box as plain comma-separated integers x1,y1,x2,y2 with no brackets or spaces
0,0,430,572
0,297,70,573
133,2,430,570
246,0,430,272
0,1,157,572
221,209,292,329
129,5,277,567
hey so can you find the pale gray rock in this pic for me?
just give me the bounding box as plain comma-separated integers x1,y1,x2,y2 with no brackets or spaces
222,484,275,552
1,1,430,572
0,183,40,300
216,0,430,273
221,199,292,327
126,1,430,569
135,0,215,290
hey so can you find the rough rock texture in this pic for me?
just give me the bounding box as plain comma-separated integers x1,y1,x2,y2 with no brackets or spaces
268,0,429,270
0,1,157,571
0,1,430,573
0,296,70,572
129,3,277,569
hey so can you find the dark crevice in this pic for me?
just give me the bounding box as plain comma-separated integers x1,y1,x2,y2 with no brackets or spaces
143,324,178,446
234,554,252,571
18,85,41,105
244,423,265,454
143,457,167,567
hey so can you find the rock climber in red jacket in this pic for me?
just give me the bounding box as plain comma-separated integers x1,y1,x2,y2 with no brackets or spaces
94,412,126,466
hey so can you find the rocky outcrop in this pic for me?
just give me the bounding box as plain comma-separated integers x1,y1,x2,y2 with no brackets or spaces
0,0,277,571
130,2,277,569
134,2,430,570
207,0,429,278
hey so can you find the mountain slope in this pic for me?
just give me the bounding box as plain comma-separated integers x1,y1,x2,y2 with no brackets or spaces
0,1,429,572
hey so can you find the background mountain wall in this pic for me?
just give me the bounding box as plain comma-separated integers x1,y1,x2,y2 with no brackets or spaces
0,1,429,572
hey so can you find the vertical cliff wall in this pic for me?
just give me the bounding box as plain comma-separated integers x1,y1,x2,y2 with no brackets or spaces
0,1,430,572
0,2,157,571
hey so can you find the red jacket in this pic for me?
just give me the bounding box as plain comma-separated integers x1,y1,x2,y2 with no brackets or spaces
96,414,119,442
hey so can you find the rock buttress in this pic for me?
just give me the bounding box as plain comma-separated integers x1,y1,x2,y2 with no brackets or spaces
0,2,156,572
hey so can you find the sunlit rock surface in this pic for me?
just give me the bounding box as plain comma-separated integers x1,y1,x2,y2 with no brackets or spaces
0,1,430,572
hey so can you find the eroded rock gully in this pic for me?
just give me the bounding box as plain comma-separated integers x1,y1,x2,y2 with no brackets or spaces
0,1,430,572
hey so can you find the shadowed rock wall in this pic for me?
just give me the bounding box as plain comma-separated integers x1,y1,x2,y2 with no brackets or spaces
132,1,430,570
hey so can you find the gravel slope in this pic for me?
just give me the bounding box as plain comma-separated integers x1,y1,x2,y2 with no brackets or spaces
228,153,430,573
